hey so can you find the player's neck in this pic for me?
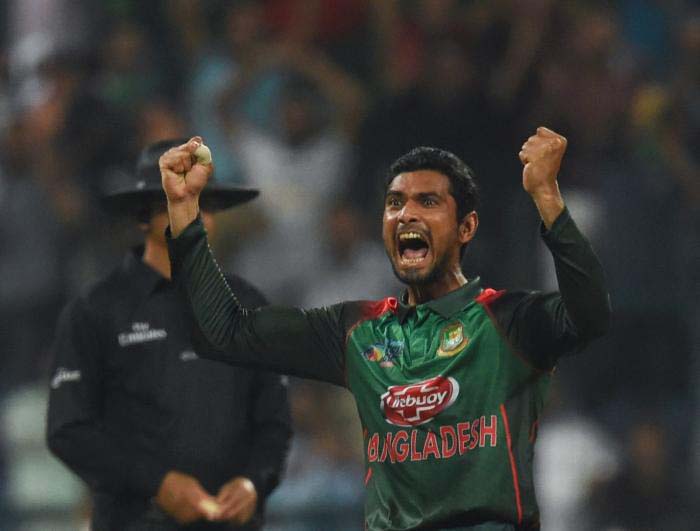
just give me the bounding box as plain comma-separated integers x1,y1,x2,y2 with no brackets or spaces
142,238,171,280
406,268,468,305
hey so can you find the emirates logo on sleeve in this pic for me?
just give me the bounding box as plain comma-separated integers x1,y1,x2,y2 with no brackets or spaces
380,375,459,427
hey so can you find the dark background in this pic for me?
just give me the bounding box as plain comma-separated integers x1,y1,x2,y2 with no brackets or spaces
0,1,697,529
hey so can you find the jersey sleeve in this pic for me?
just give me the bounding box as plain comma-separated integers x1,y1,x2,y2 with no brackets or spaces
224,274,269,309
46,298,170,497
488,208,611,370
167,217,351,387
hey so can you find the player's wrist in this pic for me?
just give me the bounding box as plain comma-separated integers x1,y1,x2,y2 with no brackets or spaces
167,198,200,237
533,195,565,230
526,180,561,201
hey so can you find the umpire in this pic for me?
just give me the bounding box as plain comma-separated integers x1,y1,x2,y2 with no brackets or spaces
46,139,291,530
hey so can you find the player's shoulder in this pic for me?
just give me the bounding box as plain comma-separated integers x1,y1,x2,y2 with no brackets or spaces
336,297,400,329
297,297,395,334
475,287,546,322
476,287,563,332
475,288,541,307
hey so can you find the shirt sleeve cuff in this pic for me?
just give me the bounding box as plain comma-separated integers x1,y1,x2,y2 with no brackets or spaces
165,215,206,280
539,207,574,245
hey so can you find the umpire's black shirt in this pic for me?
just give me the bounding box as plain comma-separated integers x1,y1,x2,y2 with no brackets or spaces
47,248,291,530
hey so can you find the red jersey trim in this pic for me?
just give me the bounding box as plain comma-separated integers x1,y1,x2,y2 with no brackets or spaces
474,288,506,305
364,297,399,320
364,466,373,486
345,297,399,345
499,403,523,524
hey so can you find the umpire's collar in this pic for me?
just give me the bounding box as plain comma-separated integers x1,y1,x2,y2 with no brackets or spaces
397,277,482,323
121,246,169,295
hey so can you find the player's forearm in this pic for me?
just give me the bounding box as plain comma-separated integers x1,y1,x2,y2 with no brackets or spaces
167,198,200,238
542,208,611,339
529,183,565,230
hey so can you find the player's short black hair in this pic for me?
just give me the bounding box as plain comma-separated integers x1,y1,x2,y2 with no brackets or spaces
386,146,479,221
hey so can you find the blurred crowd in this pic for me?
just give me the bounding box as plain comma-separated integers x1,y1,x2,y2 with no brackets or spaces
0,0,698,529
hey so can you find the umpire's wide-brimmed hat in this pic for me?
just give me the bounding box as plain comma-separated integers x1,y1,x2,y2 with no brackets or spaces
101,138,258,215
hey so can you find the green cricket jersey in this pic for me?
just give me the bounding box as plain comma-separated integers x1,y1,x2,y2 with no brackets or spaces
167,208,610,530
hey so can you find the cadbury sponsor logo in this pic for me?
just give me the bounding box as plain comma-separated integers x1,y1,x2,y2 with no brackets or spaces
380,375,459,427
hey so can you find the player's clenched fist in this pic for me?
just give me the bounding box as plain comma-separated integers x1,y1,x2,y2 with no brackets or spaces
159,136,213,205
518,127,567,197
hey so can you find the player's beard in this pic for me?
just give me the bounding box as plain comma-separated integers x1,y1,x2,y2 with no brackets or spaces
389,251,451,287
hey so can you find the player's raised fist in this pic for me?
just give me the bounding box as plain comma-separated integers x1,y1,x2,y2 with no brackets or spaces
160,136,213,204
518,127,567,196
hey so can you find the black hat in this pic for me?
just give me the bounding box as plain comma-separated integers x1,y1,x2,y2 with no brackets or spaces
100,138,258,215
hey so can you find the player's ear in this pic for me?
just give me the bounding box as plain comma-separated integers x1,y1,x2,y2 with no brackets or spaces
458,211,478,245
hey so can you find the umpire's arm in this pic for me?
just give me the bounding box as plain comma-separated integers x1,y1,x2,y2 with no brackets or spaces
243,371,292,500
221,277,292,499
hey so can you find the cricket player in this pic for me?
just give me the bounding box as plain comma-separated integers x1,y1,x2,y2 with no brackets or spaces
159,127,610,530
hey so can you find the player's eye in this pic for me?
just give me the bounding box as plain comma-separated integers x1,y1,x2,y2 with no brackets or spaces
386,196,402,208
423,197,437,207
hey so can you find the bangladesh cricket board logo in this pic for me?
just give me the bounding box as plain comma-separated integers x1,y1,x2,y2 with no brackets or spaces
436,322,468,357
380,375,459,427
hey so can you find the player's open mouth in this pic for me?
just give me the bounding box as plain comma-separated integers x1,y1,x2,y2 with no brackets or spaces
398,231,430,265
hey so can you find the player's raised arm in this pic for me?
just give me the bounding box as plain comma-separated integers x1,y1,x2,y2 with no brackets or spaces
502,127,611,367
162,140,350,386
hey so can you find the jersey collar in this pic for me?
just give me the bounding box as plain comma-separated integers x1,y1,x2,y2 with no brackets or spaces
397,277,482,323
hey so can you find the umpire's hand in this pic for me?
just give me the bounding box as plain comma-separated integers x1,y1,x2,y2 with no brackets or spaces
155,470,220,524
214,476,258,525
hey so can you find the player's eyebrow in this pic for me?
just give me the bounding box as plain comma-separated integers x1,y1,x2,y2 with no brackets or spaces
385,190,404,200
416,192,441,201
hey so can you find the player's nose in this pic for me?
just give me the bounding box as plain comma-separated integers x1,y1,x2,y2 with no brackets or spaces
398,201,420,224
